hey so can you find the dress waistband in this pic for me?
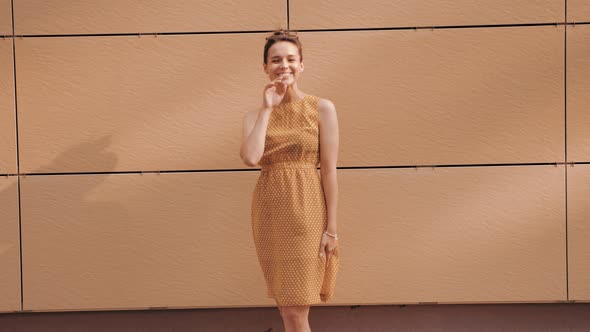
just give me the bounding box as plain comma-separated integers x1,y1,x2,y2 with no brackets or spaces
261,162,318,172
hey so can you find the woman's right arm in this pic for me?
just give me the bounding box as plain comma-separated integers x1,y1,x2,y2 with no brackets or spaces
240,75,286,166
240,106,273,167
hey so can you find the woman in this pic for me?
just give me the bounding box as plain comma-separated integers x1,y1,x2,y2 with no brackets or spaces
239,29,341,332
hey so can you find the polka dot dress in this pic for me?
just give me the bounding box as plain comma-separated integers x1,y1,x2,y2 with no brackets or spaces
251,94,339,306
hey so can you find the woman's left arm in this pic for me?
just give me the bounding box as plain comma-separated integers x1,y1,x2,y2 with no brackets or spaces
318,99,340,234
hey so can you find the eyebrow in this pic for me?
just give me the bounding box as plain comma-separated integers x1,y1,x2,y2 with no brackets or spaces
270,55,296,58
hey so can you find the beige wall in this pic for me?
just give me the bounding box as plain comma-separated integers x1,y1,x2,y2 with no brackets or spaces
0,0,589,313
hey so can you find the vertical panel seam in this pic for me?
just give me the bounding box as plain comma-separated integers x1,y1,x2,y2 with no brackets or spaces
564,0,569,302
10,0,24,312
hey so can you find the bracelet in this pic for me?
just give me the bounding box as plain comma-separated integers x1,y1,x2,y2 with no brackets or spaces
323,230,338,240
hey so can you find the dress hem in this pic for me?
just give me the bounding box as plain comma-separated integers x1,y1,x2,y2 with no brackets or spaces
266,293,334,306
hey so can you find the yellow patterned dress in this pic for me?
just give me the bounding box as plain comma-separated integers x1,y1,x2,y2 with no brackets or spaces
251,94,339,306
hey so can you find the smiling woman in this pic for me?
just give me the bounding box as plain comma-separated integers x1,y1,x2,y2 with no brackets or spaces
261,30,305,104
239,29,341,332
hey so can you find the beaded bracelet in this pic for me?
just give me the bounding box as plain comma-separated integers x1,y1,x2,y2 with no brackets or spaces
323,230,338,240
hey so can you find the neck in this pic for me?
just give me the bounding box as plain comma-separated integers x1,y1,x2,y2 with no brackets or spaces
280,84,305,104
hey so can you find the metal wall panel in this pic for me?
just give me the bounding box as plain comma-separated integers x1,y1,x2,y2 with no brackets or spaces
291,0,563,30
13,0,286,35
336,166,566,304
0,176,21,313
0,39,16,174
568,0,590,23
0,0,11,35
567,164,590,301
567,25,590,162
16,34,266,173
299,27,564,167
21,171,270,311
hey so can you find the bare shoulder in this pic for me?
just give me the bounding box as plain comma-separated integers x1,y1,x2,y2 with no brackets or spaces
317,97,336,115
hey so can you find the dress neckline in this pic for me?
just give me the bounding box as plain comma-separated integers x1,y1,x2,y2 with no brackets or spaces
275,94,311,108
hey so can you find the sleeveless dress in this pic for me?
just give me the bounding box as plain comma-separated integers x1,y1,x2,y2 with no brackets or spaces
251,94,339,306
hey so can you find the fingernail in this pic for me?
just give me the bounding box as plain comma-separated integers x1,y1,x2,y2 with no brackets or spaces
319,253,324,257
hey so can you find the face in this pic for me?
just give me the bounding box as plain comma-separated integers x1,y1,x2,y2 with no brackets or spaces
264,41,304,85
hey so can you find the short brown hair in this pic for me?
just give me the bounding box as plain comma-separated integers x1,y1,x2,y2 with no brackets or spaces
263,29,303,64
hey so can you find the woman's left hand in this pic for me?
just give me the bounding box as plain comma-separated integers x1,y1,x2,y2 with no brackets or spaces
319,233,338,261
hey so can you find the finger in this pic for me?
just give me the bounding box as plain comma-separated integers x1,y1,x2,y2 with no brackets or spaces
271,76,284,83
264,81,278,90
325,246,334,262
319,242,326,258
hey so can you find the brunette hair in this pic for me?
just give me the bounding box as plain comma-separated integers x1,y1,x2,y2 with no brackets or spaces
263,29,303,64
